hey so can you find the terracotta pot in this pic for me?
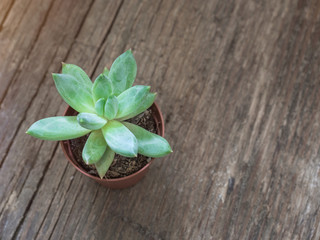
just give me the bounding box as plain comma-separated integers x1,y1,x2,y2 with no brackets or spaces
60,103,165,189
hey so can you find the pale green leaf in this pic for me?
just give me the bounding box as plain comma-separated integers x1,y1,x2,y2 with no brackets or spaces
109,50,137,96
52,73,95,113
61,63,93,92
26,116,91,140
82,130,107,164
92,74,113,102
117,93,156,121
115,85,150,119
123,122,172,158
104,96,118,120
95,146,115,178
77,113,107,130
101,120,138,157
103,67,109,76
95,98,106,116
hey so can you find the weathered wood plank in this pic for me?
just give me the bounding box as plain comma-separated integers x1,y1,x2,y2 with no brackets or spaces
12,1,124,239
0,0,96,237
0,0,55,165
0,0,54,104
1,0,320,239
0,0,14,28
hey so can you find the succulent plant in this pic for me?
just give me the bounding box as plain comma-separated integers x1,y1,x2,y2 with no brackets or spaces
27,50,172,178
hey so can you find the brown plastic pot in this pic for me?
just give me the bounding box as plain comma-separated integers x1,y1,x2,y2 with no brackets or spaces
60,102,165,189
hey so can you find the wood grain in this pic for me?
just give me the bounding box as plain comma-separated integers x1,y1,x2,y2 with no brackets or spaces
1,0,320,239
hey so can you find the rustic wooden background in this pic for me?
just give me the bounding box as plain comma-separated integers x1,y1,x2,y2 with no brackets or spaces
1,0,320,239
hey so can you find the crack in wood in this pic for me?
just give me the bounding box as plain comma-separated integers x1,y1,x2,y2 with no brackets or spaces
89,0,124,78
0,0,56,107
11,142,59,240
0,0,16,32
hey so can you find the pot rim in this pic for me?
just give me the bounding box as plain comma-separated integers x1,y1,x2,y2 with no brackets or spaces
60,102,164,182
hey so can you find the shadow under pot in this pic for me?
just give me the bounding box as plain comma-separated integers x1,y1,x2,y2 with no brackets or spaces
60,102,165,189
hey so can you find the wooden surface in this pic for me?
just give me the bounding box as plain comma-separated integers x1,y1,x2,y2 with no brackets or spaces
1,0,320,239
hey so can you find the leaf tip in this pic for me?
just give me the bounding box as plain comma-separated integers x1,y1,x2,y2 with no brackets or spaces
83,157,89,165
51,73,59,80
26,125,34,135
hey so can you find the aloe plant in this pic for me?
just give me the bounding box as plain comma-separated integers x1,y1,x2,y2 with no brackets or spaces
27,50,172,178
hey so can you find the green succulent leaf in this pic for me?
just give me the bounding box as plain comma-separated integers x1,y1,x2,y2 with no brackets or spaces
117,93,156,121
95,146,115,178
103,67,109,76
26,116,91,140
92,74,113,102
52,73,95,113
104,96,118,120
61,63,93,92
77,113,107,130
82,130,107,164
101,120,138,157
115,85,150,119
123,122,172,157
95,98,106,116
109,50,137,96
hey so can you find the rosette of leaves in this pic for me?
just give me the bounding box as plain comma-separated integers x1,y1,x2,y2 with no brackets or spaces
27,50,172,178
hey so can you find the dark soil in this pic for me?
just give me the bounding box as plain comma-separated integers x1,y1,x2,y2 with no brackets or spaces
69,109,157,179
